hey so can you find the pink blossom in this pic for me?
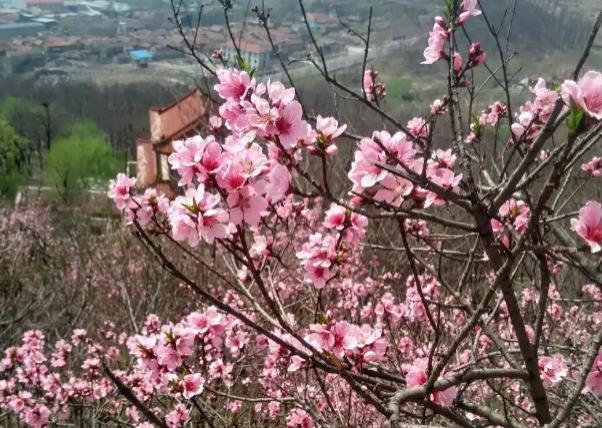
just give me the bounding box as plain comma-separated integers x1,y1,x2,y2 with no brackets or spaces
312,115,347,155
215,68,253,101
199,139,224,176
126,188,169,226
23,404,51,428
287,408,314,428
205,306,227,336
208,359,233,386
511,110,535,139
169,185,229,246
538,355,568,387
71,329,87,345
216,163,247,192
479,102,507,126
306,321,359,358
305,324,334,353
531,78,559,122
275,101,308,148
571,201,602,253
169,136,207,186
226,330,248,357
322,203,347,230
264,163,291,203
227,185,268,227
499,198,531,235
363,69,386,102
423,149,462,204
468,42,486,67
404,359,427,390
363,69,374,99
585,352,602,396
209,115,222,130
453,52,462,73
268,81,296,106
219,100,246,129
182,373,204,399
491,199,531,247
405,218,429,238
228,400,242,413
348,130,414,193
457,0,482,25
373,174,413,207
422,20,448,65
407,117,429,138
323,204,368,245
236,143,268,179
155,326,194,371
126,406,140,423
165,403,190,428
266,401,280,417
428,149,456,171
348,139,388,191
108,173,136,210
354,325,387,363
199,208,229,243
405,358,457,406
581,156,602,177
430,98,448,115
561,71,602,120
465,130,478,144
247,95,278,135
296,233,338,288
509,81,554,145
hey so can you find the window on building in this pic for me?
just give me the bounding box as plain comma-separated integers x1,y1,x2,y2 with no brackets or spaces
159,153,170,182
126,161,137,178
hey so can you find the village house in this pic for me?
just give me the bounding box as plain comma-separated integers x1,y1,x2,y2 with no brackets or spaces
24,0,65,12
223,39,271,74
133,88,215,197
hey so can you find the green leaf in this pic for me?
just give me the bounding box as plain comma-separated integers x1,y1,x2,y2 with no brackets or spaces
566,106,584,134
315,312,327,324
445,0,453,21
234,56,256,77
471,115,482,135
182,202,199,215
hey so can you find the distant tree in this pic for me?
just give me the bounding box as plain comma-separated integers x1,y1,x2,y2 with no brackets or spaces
44,121,120,201
0,119,28,198
0,97,66,166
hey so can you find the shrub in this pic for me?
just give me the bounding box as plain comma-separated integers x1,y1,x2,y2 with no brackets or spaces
0,119,28,198
44,121,120,200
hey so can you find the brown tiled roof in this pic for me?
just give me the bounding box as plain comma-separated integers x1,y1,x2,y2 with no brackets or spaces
226,39,269,54
46,37,80,47
26,0,63,4
148,88,209,144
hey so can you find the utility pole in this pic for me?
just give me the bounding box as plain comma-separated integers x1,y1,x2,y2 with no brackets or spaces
41,102,51,152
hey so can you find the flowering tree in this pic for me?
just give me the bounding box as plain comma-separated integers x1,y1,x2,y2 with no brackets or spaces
2,1,602,427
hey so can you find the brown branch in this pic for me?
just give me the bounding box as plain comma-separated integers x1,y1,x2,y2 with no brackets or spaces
389,369,529,424
545,327,602,427
103,361,168,428
573,11,602,79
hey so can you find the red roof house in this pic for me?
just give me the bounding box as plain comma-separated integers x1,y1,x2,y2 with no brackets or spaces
135,88,214,196
223,39,272,72
26,0,64,12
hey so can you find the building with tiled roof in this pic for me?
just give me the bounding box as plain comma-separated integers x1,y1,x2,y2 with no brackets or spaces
223,39,272,73
134,88,215,196
25,0,64,12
